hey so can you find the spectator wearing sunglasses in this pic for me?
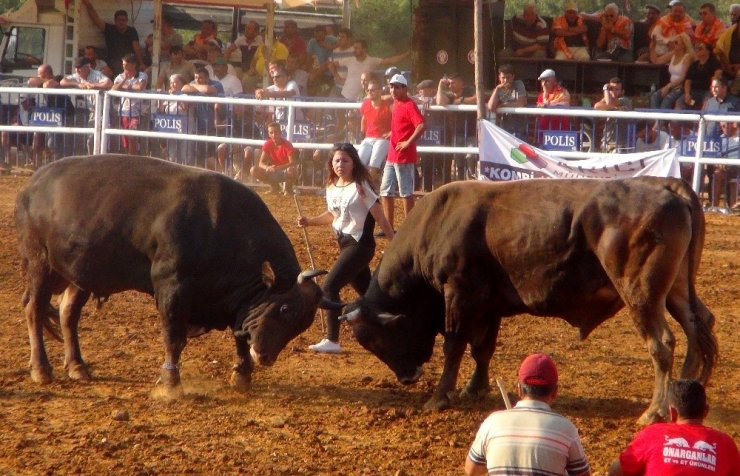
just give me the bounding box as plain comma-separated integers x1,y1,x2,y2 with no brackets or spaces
357,79,392,189
592,4,635,62
255,64,302,124
297,143,395,353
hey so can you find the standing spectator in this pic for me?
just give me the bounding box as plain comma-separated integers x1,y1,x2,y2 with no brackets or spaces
27,64,59,89
183,20,221,60
181,67,224,167
535,69,571,139
607,379,740,476
79,0,143,76
436,72,477,179
224,20,263,74
593,4,635,62
498,4,549,59
383,67,401,94
328,28,354,97
2,94,33,166
465,353,591,476
83,45,113,79
250,122,299,195
111,54,147,155
415,78,440,192
487,63,527,138
634,120,672,152
328,40,409,100
60,57,113,153
298,143,394,354
552,2,590,61
358,79,392,188
160,15,184,61
594,77,633,152
378,74,425,236
703,77,739,137
155,45,196,90
255,64,301,124
279,20,308,63
715,8,740,94
209,57,242,96
246,32,289,93
286,53,309,96
307,25,337,95
694,3,725,49
676,41,723,110
650,33,694,108
158,74,193,164
647,0,696,64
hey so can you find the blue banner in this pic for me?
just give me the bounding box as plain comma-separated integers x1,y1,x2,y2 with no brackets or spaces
279,122,314,142
540,130,580,151
29,108,64,127
153,114,187,134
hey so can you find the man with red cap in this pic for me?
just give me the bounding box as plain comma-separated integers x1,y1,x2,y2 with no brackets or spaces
465,353,591,476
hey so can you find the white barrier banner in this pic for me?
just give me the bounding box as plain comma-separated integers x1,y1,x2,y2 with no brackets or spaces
479,120,681,181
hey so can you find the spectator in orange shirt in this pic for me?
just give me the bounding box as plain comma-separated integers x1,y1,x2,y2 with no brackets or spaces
536,69,571,142
694,3,725,49
647,0,696,64
592,4,635,62
552,2,590,61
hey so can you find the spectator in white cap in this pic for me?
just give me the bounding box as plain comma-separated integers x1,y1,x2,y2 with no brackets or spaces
465,353,591,476
377,73,425,237
552,2,591,61
535,69,571,144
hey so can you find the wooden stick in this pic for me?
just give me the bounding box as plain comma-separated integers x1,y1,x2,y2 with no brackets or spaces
294,194,325,334
496,377,512,409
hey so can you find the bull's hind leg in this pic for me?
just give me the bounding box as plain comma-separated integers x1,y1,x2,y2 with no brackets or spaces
154,283,190,394
666,287,717,384
59,285,92,380
461,318,502,401
22,263,61,384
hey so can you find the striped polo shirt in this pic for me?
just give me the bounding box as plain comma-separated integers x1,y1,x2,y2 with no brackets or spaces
467,399,590,476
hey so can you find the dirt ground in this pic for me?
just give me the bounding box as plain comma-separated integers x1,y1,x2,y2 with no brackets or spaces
0,175,739,476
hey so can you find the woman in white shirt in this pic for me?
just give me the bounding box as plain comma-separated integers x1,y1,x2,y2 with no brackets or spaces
297,143,395,353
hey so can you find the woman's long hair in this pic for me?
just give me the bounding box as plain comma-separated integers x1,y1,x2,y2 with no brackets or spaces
325,143,376,194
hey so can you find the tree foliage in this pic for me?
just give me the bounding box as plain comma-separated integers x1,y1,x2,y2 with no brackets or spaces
504,0,738,21
0,0,23,14
350,0,411,63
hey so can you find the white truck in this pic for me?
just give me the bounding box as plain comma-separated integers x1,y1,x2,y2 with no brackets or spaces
0,0,154,82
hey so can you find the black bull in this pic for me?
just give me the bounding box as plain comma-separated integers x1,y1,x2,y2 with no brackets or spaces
15,155,340,392
341,177,718,424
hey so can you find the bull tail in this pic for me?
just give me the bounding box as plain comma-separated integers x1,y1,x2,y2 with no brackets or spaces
670,180,718,384
41,303,62,342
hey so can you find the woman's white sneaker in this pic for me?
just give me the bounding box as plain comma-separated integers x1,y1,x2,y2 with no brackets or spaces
308,339,341,353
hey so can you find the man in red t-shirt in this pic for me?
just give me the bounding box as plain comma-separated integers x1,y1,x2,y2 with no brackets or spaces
249,122,299,195
378,74,425,235
608,379,740,476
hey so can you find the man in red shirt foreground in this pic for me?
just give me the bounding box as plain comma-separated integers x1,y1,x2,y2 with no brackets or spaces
250,122,299,195
608,379,740,476
378,74,425,236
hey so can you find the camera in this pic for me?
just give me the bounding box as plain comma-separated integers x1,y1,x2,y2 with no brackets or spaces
603,84,612,91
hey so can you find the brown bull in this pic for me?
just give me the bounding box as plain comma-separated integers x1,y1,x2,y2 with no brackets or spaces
341,177,717,424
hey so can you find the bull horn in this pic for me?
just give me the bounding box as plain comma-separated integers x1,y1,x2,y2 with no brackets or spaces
377,312,404,325
338,308,362,323
320,297,345,310
298,269,328,284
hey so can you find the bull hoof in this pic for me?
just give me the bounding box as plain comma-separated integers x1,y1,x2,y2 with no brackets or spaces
66,362,92,381
229,371,252,393
30,367,53,385
423,394,452,411
460,384,491,401
152,377,184,400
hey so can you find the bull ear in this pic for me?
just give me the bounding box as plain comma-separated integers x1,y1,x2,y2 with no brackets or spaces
298,269,328,284
262,262,276,287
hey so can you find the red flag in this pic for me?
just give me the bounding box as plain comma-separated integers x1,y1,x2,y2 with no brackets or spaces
65,0,71,9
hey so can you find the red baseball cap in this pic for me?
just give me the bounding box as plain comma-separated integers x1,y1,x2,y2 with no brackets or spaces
518,353,558,386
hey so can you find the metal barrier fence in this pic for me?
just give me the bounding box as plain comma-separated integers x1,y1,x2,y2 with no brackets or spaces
2,86,740,208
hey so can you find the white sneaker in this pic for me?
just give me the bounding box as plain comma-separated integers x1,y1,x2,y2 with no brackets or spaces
308,339,341,353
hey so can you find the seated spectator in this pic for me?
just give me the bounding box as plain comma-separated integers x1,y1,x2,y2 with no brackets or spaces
607,380,740,476
694,3,725,49
83,45,113,79
646,0,696,64
183,20,221,60
159,15,184,61
286,53,309,96
634,120,671,152
536,69,571,138
279,20,308,67
306,25,337,95
676,41,723,110
593,4,634,62
158,74,193,165
2,94,34,166
552,2,590,61
111,54,147,155
594,77,633,152
650,33,694,109
210,57,243,96
414,79,436,107
713,121,740,209
715,9,740,94
436,72,477,179
155,45,196,90
498,3,548,59
486,63,527,138
250,122,299,195
224,20,262,73
255,63,301,124
634,4,662,60
357,78,391,188
244,33,290,93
